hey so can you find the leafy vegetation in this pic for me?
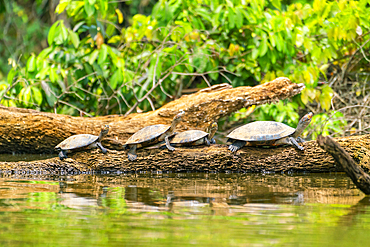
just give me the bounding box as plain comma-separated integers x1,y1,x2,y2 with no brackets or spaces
1,0,369,137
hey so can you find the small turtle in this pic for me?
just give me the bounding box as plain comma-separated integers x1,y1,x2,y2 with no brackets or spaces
170,122,218,146
55,125,109,160
124,111,184,161
227,112,313,152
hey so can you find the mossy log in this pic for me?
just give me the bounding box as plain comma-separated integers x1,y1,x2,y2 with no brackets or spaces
1,76,369,174
0,77,303,154
317,135,370,195
1,133,370,174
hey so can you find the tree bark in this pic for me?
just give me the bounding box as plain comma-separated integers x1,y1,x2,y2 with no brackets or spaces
317,135,370,195
2,76,369,174
0,77,304,153
1,133,370,174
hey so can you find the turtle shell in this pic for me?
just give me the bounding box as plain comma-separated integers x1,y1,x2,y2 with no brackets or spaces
226,121,295,142
170,130,208,144
125,124,170,145
55,134,99,150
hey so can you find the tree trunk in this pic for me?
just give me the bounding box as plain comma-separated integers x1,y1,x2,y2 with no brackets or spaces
1,77,369,174
317,135,370,195
0,77,304,153
1,132,370,174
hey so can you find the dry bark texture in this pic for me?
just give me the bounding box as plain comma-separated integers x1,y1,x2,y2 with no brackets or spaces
0,77,304,154
317,135,370,195
1,133,370,174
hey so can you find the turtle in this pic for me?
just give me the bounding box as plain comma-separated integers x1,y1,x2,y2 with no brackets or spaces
227,112,313,152
169,122,218,147
55,125,109,160
124,111,184,161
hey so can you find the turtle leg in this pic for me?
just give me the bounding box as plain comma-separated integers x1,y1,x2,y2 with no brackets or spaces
276,137,304,151
165,136,175,151
127,145,138,161
204,138,210,146
288,137,304,151
58,150,68,160
97,142,107,154
296,137,305,143
228,140,246,153
210,138,216,144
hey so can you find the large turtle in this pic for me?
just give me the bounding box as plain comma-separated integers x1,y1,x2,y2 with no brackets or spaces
170,122,218,146
124,111,184,161
55,125,109,160
227,112,313,152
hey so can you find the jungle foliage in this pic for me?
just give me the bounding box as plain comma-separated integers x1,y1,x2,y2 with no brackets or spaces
1,0,370,138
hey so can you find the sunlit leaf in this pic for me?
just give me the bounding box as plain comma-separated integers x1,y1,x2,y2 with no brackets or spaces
48,21,60,46
89,50,99,65
7,68,17,84
69,30,80,48
31,87,43,105
98,44,108,64
27,56,36,72
56,1,69,14
84,0,95,16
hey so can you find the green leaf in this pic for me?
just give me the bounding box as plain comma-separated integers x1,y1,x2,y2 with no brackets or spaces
37,47,52,60
251,48,259,59
31,87,43,105
227,9,235,29
22,87,32,104
84,0,95,16
271,0,281,10
98,44,108,64
60,23,68,42
27,56,36,72
89,50,99,65
49,68,58,83
48,21,60,46
108,35,121,44
7,68,17,84
69,30,80,48
110,69,123,89
259,40,268,57
56,2,69,14
235,7,243,29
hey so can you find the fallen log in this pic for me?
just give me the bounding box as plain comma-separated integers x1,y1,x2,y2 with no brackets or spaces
0,77,303,154
317,135,370,195
1,133,370,174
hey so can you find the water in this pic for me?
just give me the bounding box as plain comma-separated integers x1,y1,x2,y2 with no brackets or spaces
0,172,369,246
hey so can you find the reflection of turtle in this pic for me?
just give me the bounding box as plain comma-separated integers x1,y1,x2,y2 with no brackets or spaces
124,111,184,161
55,125,109,160
170,122,218,146
227,112,313,152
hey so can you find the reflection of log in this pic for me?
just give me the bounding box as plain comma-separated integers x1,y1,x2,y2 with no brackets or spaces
1,133,370,174
0,173,364,206
317,135,370,195
0,77,303,154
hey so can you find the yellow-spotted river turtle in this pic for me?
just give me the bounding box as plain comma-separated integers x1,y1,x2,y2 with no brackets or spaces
227,112,313,152
55,125,109,160
124,111,184,161
170,122,218,146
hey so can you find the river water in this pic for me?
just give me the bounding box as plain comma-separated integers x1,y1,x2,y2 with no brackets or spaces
0,172,369,246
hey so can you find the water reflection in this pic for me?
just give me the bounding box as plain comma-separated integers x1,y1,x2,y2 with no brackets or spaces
0,173,364,212
0,173,369,246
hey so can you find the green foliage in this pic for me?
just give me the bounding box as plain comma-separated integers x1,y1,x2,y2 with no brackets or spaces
1,0,369,137
306,111,347,139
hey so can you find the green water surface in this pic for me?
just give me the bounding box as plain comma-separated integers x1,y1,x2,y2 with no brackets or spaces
0,172,369,246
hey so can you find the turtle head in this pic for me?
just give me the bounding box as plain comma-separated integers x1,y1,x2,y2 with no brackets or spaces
299,112,313,126
100,125,110,137
295,112,313,137
208,122,218,140
172,111,185,123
